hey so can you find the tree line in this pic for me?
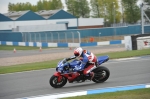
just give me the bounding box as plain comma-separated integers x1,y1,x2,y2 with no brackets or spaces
8,0,63,12
8,0,150,24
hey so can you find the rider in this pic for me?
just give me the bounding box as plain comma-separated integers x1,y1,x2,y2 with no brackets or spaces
65,47,97,80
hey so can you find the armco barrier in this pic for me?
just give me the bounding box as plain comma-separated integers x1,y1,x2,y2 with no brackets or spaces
19,84,150,99
80,42,97,47
110,40,122,45
0,40,124,47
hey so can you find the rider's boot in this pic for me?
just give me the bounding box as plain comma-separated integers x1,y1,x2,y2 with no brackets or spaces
90,72,94,80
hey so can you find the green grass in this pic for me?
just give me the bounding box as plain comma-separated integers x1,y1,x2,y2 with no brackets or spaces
0,49,150,74
0,59,60,74
62,88,150,99
97,48,150,59
0,45,54,50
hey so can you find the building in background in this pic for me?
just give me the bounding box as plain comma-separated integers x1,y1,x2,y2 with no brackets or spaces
0,9,104,31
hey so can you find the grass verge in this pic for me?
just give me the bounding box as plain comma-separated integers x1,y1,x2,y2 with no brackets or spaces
0,49,150,74
97,48,150,59
62,88,150,99
0,59,60,74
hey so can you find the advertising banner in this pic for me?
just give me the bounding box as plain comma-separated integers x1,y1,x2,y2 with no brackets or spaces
124,36,132,50
137,36,150,50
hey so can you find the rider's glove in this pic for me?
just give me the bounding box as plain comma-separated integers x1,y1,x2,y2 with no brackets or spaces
63,59,67,63
63,58,71,64
66,58,71,61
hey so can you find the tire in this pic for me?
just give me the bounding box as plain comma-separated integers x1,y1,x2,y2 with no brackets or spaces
92,66,110,83
49,75,67,88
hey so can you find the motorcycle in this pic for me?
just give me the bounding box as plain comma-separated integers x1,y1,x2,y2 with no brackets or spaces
49,55,110,88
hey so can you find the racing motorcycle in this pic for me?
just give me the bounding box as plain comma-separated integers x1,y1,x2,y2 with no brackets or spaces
49,55,110,88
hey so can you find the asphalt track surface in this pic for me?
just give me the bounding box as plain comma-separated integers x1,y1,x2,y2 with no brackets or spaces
0,57,150,99
0,44,124,58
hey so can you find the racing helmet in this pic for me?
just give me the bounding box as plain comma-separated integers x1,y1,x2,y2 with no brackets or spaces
74,47,83,57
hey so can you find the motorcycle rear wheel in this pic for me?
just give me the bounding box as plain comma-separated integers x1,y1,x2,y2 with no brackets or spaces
49,75,67,88
92,66,110,83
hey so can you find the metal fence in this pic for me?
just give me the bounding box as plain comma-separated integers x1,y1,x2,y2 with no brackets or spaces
111,22,150,27
1,25,150,43
20,25,150,43
21,31,125,43
22,31,81,43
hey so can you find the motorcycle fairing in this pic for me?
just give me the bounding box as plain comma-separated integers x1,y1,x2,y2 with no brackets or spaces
53,71,80,82
53,72,62,82
97,55,109,65
69,59,81,68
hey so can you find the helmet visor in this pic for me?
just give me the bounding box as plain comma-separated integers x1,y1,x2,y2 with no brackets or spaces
74,53,79,56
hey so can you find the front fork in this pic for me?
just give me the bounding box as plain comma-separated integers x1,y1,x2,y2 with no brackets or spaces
53,72,80,83
53,72,63,83
53,72,73,83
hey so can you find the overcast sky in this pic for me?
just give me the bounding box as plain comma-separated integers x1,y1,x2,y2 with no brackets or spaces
0,0,142,14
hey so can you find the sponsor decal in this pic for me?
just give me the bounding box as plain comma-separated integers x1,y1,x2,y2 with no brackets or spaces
143,41,150,46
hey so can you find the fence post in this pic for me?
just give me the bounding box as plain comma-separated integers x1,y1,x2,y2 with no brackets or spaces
25,33,27,42
34,33,36,42
50,32,53,42
57,32,60,43
39,33,41,42
77,31,81,43
21,32,24,42
45,32,47,42
71,32,74,43
64,32,67,43
141,3,144,34
113,2,116,37
29,32,31,42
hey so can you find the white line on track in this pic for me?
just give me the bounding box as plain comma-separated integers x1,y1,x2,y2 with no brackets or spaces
17,83,150,99
106,58,150,64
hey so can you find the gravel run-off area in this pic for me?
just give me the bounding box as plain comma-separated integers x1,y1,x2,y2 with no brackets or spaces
0,48,125,66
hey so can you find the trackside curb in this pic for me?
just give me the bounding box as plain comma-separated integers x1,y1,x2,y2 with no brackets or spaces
18,83,150,99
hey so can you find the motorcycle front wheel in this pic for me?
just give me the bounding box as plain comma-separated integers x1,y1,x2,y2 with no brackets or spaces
49,75,67,88
92,66,110,83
